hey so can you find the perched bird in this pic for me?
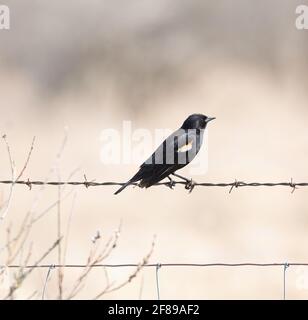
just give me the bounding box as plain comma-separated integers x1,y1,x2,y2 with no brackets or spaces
114,114,215,194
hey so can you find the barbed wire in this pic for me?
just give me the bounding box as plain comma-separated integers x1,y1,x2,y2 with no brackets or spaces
0,178,307,193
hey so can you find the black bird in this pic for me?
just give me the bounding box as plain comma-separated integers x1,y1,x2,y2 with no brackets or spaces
114,114,215,194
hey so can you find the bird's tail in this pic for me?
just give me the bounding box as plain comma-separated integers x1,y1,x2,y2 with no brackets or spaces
114,170,143,195
114,180,132,195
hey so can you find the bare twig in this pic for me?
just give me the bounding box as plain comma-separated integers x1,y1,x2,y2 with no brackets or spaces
56,173,63,299
26,290,38,300
138,276,144,300
5,238,61,299
67,222,122,299
0,135,16,221
15,136,36,182
0,135,36,222
61,191,77,282
94,235,156,299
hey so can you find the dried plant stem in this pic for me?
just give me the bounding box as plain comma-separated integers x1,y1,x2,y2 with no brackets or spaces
57,182,63,299
94,236,156,299
5,238,62,299
15,136,36,182
0,135,16,222
0,135,36,222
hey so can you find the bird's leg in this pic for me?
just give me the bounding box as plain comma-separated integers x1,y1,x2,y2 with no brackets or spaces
172,173,191,183
172,173,196,193
167,176,175,190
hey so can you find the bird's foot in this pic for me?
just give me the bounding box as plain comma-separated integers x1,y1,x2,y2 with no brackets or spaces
185,178,196,193
171,173,196,193
167,176,176,190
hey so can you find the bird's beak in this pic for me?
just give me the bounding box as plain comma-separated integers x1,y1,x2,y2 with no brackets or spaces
206,117,216,123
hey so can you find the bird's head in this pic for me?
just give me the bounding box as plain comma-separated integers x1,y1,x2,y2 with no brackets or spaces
181,114,215,130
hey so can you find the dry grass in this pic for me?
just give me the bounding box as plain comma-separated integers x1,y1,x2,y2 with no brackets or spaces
0,135,155,300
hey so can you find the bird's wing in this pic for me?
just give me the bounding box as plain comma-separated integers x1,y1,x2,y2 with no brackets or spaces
129,130,202,188
142,129,199,167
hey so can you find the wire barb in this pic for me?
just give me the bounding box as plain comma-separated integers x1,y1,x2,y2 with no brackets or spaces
185,179,196,193
229,179,240,193
26,178,32,190
289,178,297,194
83,174,90,188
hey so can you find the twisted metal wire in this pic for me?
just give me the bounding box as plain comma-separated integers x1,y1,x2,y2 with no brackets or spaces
0,178,307,193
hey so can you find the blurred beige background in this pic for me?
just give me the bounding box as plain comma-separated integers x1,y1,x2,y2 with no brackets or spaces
1,0,308,299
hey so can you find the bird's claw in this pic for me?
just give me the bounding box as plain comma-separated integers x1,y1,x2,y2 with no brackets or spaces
167,177,176,190
185,179,196,193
